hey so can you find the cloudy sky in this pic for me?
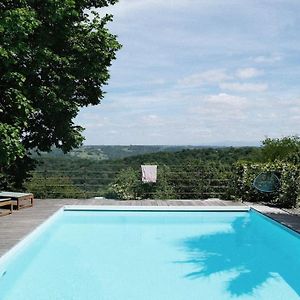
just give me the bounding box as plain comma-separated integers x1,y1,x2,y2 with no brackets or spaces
76,0,300,146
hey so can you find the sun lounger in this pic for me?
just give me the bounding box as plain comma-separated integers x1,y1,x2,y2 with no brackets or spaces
0,198,13,216
0,192,34,210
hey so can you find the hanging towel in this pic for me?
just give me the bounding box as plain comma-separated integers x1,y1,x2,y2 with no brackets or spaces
141,165,157,183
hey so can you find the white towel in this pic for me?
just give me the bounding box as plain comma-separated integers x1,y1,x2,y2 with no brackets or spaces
141,165,157,183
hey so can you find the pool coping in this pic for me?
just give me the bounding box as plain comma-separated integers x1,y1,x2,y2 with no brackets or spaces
251,207,300,238
0,208,64,276
64,205,250,212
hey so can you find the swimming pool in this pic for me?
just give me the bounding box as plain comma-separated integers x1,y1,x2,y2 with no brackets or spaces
0,206,299,300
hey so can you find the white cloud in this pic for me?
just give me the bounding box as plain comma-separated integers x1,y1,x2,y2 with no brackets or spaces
97,0,193,19
178,69,231,87
140,114,166,126
77,113,110,129
236,68,264,79
253,54,282,64
290,115,300,124
81,1,300,145
189,93,248,124
220,82,268,92
204,93,247,107
148,78,166,85
109,130,118,135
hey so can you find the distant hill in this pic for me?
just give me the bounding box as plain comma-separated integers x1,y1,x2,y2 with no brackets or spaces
32,145,216,160
33,146,259,172
120,146,259,165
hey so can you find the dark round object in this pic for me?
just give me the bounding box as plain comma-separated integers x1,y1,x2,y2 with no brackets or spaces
253,172,280,193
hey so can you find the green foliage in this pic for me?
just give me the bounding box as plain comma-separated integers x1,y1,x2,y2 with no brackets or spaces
286,149,300,164
168,159,233,199
233,161,300,207
231,136,300,207
104,159,232,201
22,142,300,206
0,0,121,188
260,136,300,162
25,173,85,199
23,147,259,200
105,165,176,200
232,136,300,207
31,145,259,161
152,166,176,199
0,155,36,190
105,168,141,200
0,124,25,165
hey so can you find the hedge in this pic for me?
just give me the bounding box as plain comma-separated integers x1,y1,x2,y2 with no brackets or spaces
233,161,300,207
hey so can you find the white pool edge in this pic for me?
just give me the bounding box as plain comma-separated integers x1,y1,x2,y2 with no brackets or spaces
0,208,64,275
64,205,250,212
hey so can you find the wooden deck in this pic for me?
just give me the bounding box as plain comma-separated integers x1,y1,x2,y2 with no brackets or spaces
0,198,300,258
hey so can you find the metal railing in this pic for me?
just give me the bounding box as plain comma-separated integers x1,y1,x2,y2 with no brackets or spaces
26,164,234,199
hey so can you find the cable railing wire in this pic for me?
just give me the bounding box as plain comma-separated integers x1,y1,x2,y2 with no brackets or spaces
27,165,234,199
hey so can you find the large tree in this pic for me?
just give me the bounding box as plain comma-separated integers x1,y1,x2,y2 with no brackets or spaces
0,0,121,188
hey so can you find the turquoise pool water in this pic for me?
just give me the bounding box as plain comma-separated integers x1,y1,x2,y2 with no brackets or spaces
0,209,300,299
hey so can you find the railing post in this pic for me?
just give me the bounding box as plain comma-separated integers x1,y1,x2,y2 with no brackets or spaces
84,166,87,199
44,169,47,199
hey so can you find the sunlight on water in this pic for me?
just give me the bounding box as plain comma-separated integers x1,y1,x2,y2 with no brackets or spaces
0,211,299,300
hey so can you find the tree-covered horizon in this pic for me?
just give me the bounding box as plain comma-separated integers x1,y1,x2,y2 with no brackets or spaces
24,137,300,207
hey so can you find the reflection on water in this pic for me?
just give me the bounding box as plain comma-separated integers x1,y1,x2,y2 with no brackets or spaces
178,213,300,298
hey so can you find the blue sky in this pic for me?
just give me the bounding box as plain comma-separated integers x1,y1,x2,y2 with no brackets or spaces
76,0,300,146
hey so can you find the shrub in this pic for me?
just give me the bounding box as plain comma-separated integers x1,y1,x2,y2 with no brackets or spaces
233,161,300,207
105,165,176,200
152,166,176,199
260,136,300,162
105,168,141,200
25,174,85,198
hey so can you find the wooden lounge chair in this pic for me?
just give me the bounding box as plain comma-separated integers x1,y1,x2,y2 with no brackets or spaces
0,198,13,216
0,192,34,210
